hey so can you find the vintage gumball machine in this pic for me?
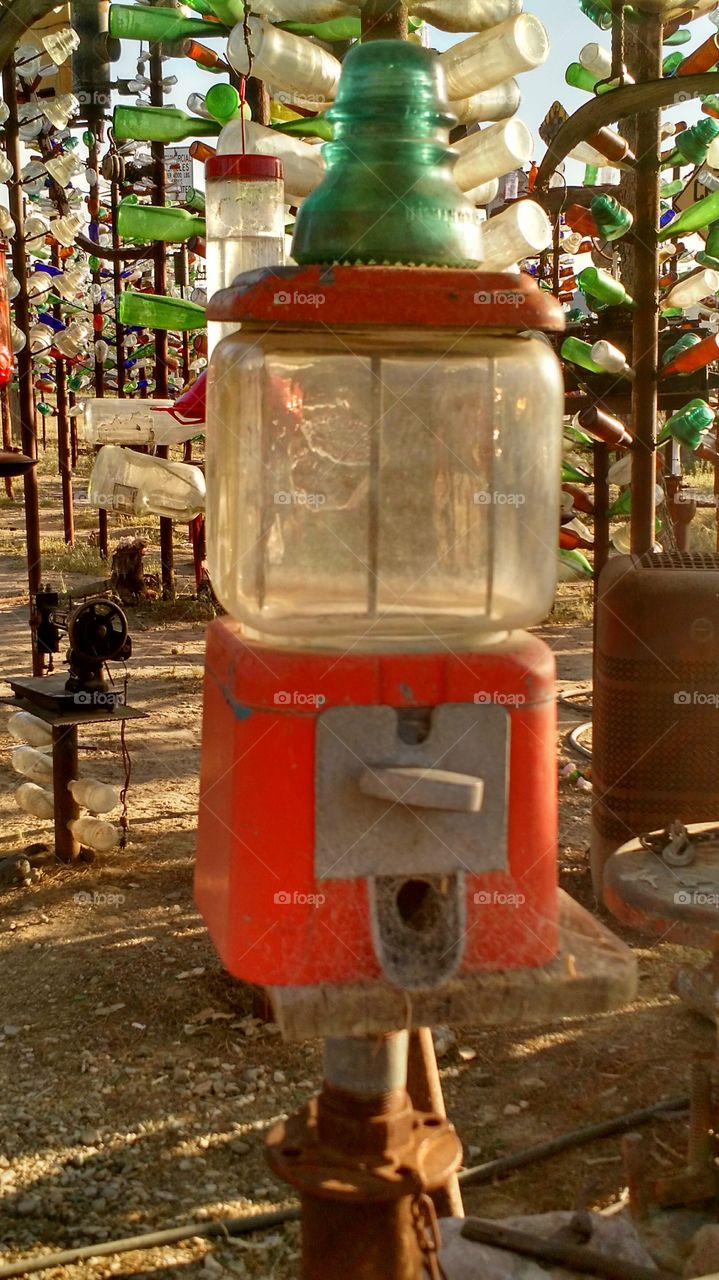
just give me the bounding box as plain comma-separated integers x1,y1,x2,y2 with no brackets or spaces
195,37,636,1280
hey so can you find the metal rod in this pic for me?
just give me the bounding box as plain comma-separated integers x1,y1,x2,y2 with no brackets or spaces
87,127,108,561
2,383,14,499
52,724,80,863
2,60,44,675
149,40,175,601
458,1095,688,1187
593,442,610,586
0,1208,300,1279
460,1218,677,1280
629,11,662,556
361,0,408,39
407,1028,464,1219
52,244,74,545
110,180,126,399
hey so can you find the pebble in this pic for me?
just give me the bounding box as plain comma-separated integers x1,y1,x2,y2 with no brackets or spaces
16,1195,40,1216
202,1255,224,1276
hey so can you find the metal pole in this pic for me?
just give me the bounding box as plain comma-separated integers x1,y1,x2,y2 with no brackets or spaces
110,180,126,399
361,0,409,40
629,12,662,556
52,724,80,862
2,61,44,676
150,41,175,600
87,128,108,560
2,384,14,499
407,1027,464,1218
53,245,74,545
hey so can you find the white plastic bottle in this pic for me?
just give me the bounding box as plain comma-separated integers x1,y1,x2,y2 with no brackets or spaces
88,445,206,520
68,778,120,814
409,0,523,31
228,17,342,101
12,745,54,782
438,14,549,99
664,268,719,310
250,0,356,18
452,118,533,192
217,119,325,200
15,782,54,820
8,710,53,747
68,817,121,853
451,79,521,126
480,200,552,270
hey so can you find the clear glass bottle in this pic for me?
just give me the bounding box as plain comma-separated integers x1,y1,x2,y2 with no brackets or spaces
438,14,549,99
68,778,120,814
450,79,521,126
68,816,120,853
453,118,533,191
8,710,53,747
88,444,206,520
479,200,552,270
409,0,523,31
217,118,325,200
227,15,342,101
663,268,719,309
205,154,285,356
15,782,54,820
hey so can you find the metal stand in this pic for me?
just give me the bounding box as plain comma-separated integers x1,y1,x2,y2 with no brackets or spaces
8,677,145,864
149,41,175,601
268,1031,462,1280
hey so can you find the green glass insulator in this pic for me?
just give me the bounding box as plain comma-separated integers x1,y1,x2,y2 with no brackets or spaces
292,40,482,268
590,193,633,241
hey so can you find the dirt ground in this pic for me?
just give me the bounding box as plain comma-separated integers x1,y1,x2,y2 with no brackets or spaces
0,457,713,1278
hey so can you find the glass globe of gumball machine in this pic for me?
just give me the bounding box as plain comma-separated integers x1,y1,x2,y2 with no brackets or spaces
195,38,637,1280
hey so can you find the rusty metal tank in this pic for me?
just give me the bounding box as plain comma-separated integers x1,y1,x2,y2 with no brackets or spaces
591,551,719,895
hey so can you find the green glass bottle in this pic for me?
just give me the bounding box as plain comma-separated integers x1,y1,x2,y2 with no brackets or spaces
584,164,599,186
564,423,594,448
566,62,599,93
561,336,606,375
665,29,691,46
697,220,719,269
662,333,701,367
109,4,228,41
562,459,594,485
292,41,482,268
591,192,633,241
117,291,206,332
117,200,206,244
205,83,242,127
608,489,632,518
702,95,719,120
660,178,685,198
113,105,221,144
660,398,715,448
664,117,719,168
662,51,684,76
184,188,206,214
272,113,334,142
658,188,719,240
578,0,612,30
577,266,637,309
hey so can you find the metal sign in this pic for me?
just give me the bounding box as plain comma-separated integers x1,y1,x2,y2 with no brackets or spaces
165,147,194,198
539,101,569,149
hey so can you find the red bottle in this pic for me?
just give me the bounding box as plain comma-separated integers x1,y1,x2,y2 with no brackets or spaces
660,332,719,378
564,204,599,236
0,248,13,386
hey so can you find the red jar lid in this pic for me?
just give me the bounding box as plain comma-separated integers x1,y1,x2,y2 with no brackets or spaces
206,154,283,182
207,264,566,333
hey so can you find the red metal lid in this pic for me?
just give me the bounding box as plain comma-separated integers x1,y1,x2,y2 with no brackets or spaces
205,154,283,182
206,265,565,333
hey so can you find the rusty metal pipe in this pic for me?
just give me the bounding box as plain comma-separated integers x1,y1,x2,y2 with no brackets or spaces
52,724,80,863
407,1027,464,1218
629,13,662,556
150,41,175,601
3,60,44,675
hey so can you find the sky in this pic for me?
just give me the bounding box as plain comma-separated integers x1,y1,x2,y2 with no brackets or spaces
112,1,718,188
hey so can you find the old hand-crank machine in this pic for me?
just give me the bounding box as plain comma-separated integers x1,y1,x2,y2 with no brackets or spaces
194,37,637,1280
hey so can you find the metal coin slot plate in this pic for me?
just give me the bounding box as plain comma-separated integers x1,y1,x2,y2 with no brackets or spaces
314,704,509,881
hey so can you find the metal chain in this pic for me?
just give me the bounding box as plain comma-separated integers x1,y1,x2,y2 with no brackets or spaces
411,1193,448,1280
